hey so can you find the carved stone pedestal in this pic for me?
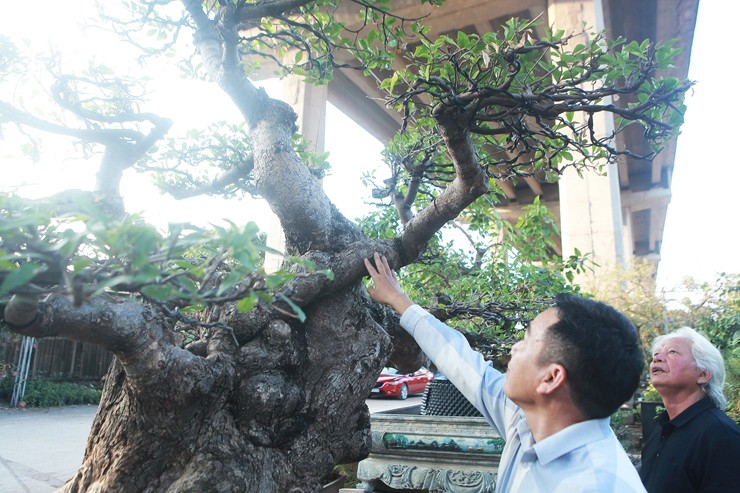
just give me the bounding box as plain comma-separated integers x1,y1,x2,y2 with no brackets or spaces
356,406,503,492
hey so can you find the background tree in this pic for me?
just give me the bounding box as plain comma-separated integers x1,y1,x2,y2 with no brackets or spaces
1,1,690,491
587,258,668,356
590,264,739,422
665,273,740,422
665,273,740,351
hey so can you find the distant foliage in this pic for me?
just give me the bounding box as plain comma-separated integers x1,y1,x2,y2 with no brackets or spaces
0,376,101,407
666,273,740,422
591,265,739,423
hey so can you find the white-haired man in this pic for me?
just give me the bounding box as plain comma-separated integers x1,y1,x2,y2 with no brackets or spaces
640,327,740,492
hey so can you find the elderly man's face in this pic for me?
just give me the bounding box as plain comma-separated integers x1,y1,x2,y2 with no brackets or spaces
650,337,708,393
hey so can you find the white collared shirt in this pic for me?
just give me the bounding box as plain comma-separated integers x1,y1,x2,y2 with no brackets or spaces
401,304,646,493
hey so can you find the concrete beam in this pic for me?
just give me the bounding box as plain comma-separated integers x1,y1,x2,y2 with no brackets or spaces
328,70,401,144
496,179,518,200
620,187,671,211
524,176,544,196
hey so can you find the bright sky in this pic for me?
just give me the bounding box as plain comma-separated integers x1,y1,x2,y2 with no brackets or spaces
1,1,736,292
0,1,384,231
654,0,740,290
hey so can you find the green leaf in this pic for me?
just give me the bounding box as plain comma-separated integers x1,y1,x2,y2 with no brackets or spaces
277,293,306,322
141,284,178,302
237,295,258,313
264,273,291,289
388,71,399,93
0,263,43,295
218,272,244,295
181,303,206,314
456,31,470,48
71,258,93,272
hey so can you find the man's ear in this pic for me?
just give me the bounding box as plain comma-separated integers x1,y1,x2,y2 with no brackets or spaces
537,364,566,395
697,369,711,386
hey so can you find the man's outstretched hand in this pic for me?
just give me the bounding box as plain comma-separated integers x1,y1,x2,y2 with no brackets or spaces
364,252,414,315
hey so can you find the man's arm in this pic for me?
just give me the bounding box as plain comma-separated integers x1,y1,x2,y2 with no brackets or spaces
364,252,515,435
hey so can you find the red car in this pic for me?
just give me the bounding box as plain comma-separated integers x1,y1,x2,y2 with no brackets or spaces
371,367,433,400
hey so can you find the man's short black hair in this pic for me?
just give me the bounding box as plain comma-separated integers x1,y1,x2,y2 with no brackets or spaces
543,293,643,419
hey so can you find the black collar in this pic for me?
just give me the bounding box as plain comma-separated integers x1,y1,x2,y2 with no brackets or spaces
657,395,714,430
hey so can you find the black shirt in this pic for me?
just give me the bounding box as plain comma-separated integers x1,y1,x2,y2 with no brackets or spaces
640,396,740,493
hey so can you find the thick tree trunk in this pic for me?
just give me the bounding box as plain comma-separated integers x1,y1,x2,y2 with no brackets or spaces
1,71,432,493
1,91,450,492
0,67,443,493
56,286,393,493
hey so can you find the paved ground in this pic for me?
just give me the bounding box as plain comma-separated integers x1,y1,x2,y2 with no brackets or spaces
0,396,421,493
0,405,96,493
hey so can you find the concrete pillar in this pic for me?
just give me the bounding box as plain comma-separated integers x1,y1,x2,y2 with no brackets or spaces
622,206,634,265
263,76,328,273
548,0,627,284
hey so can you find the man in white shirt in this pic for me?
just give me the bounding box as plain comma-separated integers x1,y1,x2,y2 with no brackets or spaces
365,252,646,493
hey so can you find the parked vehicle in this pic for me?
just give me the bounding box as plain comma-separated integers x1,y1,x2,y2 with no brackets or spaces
371,367,433,400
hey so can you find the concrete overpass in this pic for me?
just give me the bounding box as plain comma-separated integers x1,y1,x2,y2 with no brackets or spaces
267,0,699,279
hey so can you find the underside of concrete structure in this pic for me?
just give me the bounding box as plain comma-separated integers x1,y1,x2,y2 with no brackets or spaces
264,0,699,275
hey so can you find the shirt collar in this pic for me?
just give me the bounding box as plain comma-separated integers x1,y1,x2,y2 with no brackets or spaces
532,418,612,465
664,395,715,428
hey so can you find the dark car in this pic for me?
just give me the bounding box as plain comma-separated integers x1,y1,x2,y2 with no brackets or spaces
370,367,433,400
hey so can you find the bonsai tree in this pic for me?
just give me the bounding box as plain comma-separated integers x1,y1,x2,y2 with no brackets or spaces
1,1,690,491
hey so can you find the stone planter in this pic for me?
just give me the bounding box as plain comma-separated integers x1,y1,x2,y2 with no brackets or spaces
356,405,503,492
